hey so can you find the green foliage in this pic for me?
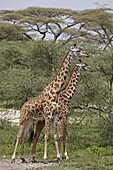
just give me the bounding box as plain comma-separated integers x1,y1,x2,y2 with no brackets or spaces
99,115,113,146
0,40,62,108
0,23,26,41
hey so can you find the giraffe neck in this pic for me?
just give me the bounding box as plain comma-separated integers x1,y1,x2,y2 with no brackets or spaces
59,65,81,101
45,50,74,93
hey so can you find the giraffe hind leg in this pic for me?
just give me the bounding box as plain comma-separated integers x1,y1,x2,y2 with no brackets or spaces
11,119,33,163
20,119,34,163
29,120,45,163
11,124,25,163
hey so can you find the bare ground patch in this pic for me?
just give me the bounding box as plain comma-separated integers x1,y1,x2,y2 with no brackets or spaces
0,159,59,170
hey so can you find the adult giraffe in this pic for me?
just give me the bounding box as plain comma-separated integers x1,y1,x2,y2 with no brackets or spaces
29,60,92,162
54,60,92,160
11,44,89,163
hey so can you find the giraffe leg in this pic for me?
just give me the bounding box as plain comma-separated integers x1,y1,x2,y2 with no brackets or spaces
62,120,69,160
63,139,69,160
11,119,33,163
59,118,69,160
53,114,60,160
11,138,20,163
43,117,51,160
59,120,63,160
29,120,45,162
11,125,25,163
20,119,34,163
21,137,28,163
59,139,63,160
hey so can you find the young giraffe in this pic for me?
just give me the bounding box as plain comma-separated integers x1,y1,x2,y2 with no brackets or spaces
29,60,92,162
11,44,89,163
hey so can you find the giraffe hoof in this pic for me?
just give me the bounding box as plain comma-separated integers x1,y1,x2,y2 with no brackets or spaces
65,156,69,160
43,159,48,164
21,158,28,163
11,158,15,164
56,157,60,160
29,157,38,163
54,158,61,163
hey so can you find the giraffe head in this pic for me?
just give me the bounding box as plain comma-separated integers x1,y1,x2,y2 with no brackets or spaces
76,59,92,74
70,44,89,58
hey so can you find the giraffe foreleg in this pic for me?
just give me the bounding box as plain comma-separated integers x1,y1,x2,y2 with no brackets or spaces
59,120,63,160
63,138,69,160
59,118,69,160
63,121,69,160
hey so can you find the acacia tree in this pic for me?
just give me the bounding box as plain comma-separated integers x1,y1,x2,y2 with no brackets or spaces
0,23,27,40
0,7,75,41
75,8,113,49
0,7,113,47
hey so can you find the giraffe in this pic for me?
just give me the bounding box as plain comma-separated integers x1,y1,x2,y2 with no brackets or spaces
54,59,92,160
11,44,89,163
29,59,92,162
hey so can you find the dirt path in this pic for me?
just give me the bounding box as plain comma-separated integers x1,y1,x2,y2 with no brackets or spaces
0,159,58,170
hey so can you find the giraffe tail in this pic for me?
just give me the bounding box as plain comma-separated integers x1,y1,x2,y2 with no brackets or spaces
28,123,34,145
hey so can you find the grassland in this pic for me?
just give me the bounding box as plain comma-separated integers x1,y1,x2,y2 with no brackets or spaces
1,118,113,170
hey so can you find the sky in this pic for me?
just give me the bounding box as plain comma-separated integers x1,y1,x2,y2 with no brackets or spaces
0,0,113,11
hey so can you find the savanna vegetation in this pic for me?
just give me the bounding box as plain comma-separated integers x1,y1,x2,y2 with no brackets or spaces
0,6,113,169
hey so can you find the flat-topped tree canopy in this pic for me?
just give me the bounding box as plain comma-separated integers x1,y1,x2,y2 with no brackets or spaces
0,7,113,47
